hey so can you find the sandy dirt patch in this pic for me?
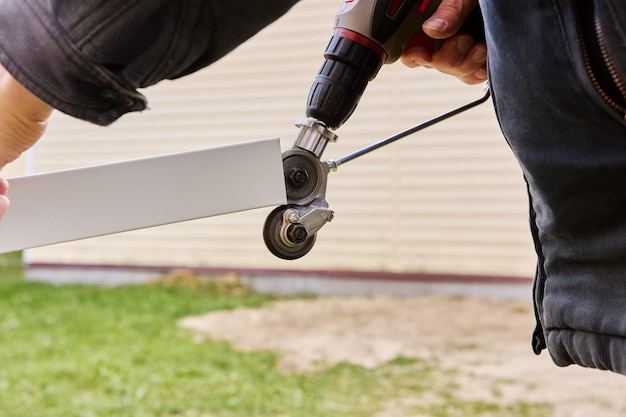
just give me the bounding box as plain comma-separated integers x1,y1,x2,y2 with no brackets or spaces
179,295,626,416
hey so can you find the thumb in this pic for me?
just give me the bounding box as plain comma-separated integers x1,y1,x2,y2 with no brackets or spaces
422,0,479,39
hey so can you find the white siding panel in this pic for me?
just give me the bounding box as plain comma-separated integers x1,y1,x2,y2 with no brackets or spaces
24,0,536,278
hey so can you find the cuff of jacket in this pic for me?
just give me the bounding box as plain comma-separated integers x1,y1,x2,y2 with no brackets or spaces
0,1,147,126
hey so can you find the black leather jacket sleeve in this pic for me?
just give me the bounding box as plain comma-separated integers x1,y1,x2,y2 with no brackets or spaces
0,0,299,125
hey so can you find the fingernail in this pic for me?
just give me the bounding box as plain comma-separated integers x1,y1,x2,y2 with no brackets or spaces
475,67,488,80
412,57,429,67
456,36,473,54
423,17,447,33
471,47,488,64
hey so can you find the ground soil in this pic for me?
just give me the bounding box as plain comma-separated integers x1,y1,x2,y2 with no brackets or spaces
179,295,626,416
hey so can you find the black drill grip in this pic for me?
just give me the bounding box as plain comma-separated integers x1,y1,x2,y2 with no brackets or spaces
306,32,384,130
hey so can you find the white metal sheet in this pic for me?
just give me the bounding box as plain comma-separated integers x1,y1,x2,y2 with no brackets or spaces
0,138,286,253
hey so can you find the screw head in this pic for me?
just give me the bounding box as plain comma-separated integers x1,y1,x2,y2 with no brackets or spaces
286,210,300,223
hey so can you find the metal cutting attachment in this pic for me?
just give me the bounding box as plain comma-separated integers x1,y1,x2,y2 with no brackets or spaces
263,120,336,260
263,86,491,260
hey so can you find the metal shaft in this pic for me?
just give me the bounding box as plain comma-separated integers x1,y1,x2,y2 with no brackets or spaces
327,85,491,171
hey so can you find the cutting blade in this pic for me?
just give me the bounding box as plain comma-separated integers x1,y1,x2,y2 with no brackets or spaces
0,138,286,253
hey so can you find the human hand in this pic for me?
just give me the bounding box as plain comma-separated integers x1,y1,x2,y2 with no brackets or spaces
0,64,53,168
401,0,487,85
0,63,53,219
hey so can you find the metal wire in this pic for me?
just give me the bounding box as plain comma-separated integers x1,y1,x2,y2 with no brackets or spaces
327,83,491,171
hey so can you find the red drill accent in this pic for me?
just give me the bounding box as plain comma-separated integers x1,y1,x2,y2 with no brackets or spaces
387,0,406,17
405,31,435,53
335,28,388,62
416,0,430,13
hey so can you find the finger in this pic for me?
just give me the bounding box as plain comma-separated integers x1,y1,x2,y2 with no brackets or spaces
0,179,9,219
458,43,487,77
0,177,8,195
402,30,482,66
455,50,489,85
430,34,474,70
434,41,487,77
401,34,487,85
422,0,479,39
400,45,432,68
458,67,488,85
0,195,8,219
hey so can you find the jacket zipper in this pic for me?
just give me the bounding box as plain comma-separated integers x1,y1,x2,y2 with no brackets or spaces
571,0,626,120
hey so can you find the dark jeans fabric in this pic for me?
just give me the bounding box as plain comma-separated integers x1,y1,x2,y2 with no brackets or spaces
480,0,626,374
0,0,299,125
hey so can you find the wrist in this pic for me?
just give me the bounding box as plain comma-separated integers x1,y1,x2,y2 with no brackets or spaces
0,63,53,168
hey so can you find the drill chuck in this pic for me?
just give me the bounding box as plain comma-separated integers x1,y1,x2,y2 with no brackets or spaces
305,29,385,130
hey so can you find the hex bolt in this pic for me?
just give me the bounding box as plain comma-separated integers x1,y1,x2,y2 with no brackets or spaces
286,224,308,244
289,168,310,186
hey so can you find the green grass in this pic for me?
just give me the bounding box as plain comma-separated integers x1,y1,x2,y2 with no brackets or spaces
0,253,551,417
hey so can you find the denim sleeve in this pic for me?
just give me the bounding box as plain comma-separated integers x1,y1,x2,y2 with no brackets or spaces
0,0,299,125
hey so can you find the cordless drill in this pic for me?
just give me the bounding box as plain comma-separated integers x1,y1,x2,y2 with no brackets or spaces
309,0,441,128
264,0,444,259
292,0,442,159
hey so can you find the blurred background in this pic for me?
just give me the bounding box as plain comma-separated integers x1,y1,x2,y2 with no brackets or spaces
2,4,625,417
6,0,534,295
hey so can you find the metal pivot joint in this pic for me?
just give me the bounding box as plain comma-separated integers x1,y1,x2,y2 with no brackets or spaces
293,118,338,158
